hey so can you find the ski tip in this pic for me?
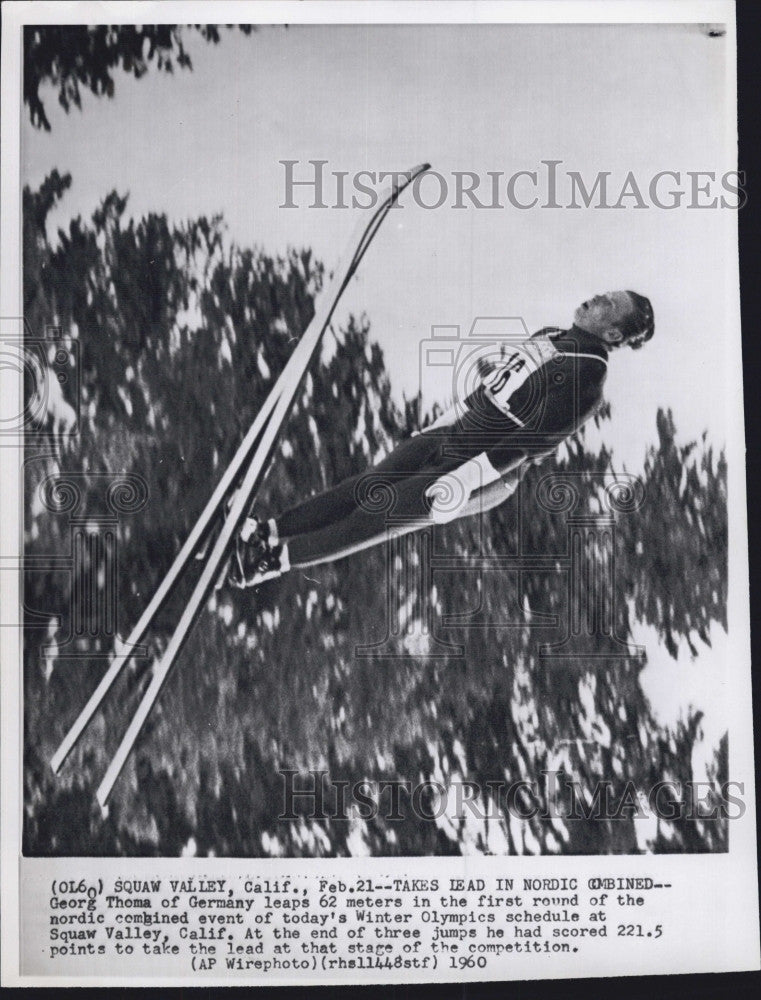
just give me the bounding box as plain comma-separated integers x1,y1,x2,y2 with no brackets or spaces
408,162,431,178
392,164,430,196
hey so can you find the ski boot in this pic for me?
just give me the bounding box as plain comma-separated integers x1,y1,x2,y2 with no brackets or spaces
227,516,287,589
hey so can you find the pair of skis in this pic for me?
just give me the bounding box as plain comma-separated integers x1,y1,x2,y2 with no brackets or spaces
51,163,430,811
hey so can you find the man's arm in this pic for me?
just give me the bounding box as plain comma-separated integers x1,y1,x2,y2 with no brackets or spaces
425,354,606,524
483,355,606,477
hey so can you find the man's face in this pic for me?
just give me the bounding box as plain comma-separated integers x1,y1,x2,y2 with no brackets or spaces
573,290,634,343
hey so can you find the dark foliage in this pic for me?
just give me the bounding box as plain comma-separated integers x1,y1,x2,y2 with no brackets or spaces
24,24,255,130
23,177,728,857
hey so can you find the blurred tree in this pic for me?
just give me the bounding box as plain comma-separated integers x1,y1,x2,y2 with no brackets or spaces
24,24,255,131
23,176,729,857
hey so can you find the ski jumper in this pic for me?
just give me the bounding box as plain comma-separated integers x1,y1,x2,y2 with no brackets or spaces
278,326,609,568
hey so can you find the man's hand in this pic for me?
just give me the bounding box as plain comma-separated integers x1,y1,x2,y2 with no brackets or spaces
425,453,526,524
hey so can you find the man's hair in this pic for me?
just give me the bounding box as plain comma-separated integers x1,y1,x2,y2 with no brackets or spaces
619,291,654,349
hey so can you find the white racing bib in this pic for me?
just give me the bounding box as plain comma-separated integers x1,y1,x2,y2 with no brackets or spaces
480,334,561,424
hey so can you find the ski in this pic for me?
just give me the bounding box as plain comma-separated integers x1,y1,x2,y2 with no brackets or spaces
51,163,430,807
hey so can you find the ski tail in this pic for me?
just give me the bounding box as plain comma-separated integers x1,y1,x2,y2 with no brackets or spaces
49,386,275,774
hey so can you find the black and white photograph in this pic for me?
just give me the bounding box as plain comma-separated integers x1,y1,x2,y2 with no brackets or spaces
1,0,758,987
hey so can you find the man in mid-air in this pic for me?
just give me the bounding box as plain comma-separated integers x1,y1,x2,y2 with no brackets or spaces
228,290,654,588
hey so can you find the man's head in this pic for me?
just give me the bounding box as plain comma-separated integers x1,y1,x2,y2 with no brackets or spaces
573,290,654,349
